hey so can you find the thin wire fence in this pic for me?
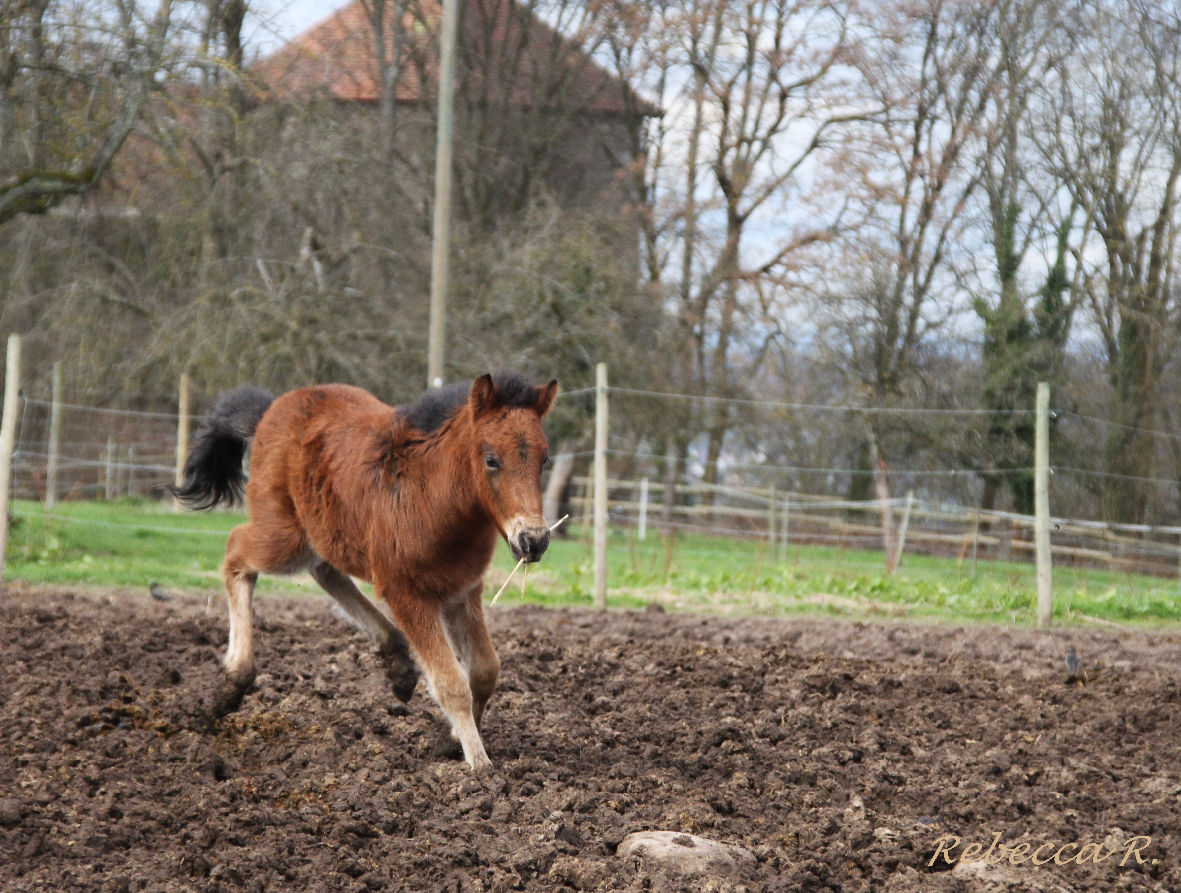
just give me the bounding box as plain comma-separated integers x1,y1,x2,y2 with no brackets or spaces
574,384,1181,581
9,380,1181,580
14,395,192,501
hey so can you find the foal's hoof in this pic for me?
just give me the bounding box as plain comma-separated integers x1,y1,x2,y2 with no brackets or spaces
467,751,494,775
388,665,419,703
209,670,254,719
380,642,419,702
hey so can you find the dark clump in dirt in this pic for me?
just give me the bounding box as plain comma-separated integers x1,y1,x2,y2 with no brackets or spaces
1,584,1178,892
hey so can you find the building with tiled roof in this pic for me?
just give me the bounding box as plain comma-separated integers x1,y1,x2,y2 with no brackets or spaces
253,0,651,116
248,0,657,222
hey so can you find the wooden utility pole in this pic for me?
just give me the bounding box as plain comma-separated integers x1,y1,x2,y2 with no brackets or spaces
427,0,460,389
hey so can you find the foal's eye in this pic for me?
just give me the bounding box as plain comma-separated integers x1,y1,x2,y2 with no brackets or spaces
484,453,500,471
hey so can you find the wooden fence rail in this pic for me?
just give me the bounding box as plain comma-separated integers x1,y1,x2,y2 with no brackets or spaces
572,474,1181,581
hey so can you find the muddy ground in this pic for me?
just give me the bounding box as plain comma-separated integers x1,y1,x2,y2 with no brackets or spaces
1,583,1179,892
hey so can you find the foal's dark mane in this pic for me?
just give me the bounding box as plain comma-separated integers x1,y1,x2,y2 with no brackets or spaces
398,371,545,433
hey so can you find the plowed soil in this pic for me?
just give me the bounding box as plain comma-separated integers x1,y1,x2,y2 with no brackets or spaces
2,584,1178,892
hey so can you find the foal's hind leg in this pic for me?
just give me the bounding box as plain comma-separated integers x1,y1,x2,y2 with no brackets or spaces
213,521,305,716
309,561,419,702
442,583,500,727
216,554,258,716
381,585,491,772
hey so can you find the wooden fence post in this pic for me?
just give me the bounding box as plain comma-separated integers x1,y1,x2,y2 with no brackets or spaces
780,498,790,563
126,446,135,497
890,489,915,573
593,362,608,609
174,372,191,508
637,476,648,542
661,435,677,528
46,362,62,509
768,482,777,549
868,426,897,572
970,507,981,574
104,438,116,500
0,334,22,579
1035,382,1053,627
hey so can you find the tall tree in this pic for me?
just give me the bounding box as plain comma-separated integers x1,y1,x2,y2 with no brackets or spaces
823,0,1001,498
605,0,862,487
0,0,175,223
1039,0,1181,524
359,0,407,158
971,0,1075,514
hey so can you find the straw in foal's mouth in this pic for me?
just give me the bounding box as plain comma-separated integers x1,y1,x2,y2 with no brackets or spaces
489,514,568,606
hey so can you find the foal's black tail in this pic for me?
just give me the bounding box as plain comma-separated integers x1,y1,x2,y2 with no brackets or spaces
171,386,275,511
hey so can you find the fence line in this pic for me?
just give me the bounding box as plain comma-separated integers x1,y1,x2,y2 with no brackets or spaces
573,474,1181,573
1057,409,1181,443
20,396,199,422
607,385,1037,416
13,380,188,503
602,446,1033,479
1,345,1179,616
6,379,1169,501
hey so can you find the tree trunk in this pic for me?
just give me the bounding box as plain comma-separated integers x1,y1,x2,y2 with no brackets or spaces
1103,308,1159,524
542,442,576,534
661,435,683,530
847,436,873,503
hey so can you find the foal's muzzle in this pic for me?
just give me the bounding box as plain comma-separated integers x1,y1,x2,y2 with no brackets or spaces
510,526,550,563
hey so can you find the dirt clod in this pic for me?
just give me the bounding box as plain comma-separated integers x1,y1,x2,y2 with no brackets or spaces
0,798,24,827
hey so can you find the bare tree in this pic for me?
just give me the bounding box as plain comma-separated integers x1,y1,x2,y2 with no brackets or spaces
1038,0,1181,524
0,0,175,223
970,0,1076,514
605,0,863,487
360,0,407,157
814,0,1002,498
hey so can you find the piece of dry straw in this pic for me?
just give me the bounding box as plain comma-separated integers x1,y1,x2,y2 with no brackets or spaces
489,514,568,606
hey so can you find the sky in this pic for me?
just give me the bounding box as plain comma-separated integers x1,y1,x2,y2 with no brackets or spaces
246,0,350,57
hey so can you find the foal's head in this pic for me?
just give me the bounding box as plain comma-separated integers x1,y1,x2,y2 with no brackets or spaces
466,373,559,563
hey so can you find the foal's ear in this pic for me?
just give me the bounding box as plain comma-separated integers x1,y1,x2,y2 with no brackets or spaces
469,373,499,417
535,379,559,417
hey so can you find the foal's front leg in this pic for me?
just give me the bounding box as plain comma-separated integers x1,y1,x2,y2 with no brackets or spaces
382,585,491,772
442,583,501,727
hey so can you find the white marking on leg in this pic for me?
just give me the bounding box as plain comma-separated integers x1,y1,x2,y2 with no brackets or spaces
223,572,255,679
452,712,491,772
445,585,500,727
431,603,488,771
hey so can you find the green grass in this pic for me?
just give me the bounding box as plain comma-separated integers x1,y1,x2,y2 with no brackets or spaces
8,498,256,591
7,498,1181,627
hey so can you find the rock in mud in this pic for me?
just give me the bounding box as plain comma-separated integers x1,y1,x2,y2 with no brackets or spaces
619,830,757,878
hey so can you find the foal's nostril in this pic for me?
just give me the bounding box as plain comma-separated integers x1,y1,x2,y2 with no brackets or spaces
519,528,550,562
